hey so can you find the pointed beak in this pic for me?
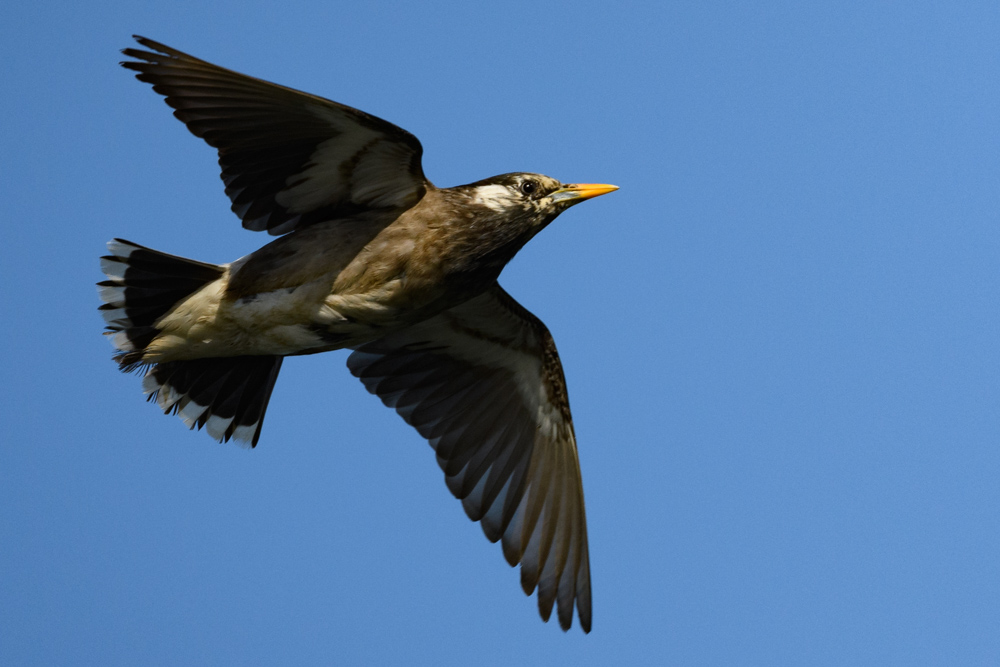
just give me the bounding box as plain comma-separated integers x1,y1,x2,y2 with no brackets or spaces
550,183,619,205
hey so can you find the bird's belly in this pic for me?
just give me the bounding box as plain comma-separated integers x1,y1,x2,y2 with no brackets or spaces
145,277,416,361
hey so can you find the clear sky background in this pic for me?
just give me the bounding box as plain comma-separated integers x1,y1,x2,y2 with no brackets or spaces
3,1,1000,665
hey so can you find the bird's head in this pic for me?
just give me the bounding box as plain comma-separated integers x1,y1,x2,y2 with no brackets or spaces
464,172,618,225
440,172,617,286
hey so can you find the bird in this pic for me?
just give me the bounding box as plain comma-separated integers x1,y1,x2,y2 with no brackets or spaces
98,36,617,633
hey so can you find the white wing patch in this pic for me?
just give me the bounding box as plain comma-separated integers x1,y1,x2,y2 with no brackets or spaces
383,292,549,440
349,139,420,206
276,107,419,213
275,133,368,212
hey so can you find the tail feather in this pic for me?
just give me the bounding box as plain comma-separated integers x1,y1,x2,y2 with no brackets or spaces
98,238,284,446
98,238,224,366
143,355,284,447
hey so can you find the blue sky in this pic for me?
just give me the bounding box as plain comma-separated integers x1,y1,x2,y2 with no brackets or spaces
3,1,1000,664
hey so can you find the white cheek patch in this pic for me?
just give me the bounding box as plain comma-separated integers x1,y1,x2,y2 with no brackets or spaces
472,184,517,212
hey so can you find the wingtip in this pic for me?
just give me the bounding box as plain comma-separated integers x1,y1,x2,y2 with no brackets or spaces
121,36,176,63
553,604,592,633
555,600,571,631
537,590,556,624
120,53,147,70
131,35,157,50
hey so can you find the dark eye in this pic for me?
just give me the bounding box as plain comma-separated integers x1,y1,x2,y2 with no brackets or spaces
520,180,537,196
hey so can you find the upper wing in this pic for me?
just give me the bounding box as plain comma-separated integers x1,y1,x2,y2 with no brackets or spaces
347,285,592,632
121,36,430,235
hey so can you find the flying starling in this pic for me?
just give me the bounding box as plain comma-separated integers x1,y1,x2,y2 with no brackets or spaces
99,36,617,633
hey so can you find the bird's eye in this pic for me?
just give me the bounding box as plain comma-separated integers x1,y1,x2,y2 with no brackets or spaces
520,180,538,196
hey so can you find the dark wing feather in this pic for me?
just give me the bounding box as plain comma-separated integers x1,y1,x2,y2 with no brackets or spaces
121,36,429,235
347,285,592,633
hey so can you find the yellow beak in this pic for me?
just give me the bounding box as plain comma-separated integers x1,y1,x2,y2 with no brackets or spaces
550,183,619,204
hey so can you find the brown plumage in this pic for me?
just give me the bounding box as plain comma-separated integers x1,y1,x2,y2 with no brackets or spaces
98,36,617,633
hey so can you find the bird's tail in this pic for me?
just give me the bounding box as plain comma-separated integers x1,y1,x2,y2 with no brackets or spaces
139,355,283,446
98,238,225,367
98,239,283,446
